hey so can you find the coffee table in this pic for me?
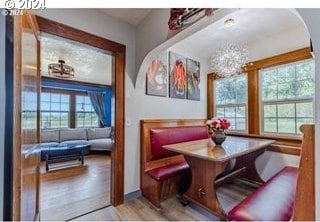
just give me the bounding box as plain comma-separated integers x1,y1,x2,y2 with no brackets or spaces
40,142,91,171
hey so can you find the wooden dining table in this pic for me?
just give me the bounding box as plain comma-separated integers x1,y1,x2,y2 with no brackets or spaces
163,136,275,219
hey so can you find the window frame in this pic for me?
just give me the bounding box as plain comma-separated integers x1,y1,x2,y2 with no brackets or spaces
207,47,313,155
213,74,249,133
75,94,100,128
259,59,315,137
40,91,71,129
41,87,102,129
22,91,38,130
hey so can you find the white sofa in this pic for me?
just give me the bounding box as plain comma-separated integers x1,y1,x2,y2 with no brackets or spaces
40,127,114,151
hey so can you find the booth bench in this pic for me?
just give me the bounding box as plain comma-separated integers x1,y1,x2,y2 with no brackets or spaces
140,119,208,208
140,120,315,220
228,124,315,221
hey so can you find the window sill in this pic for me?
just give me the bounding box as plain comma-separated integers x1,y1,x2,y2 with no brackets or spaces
226,131,302,156
267,144,301,156
226,131,302,141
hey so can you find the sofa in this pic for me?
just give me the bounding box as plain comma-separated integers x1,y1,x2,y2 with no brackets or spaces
40,127,114,151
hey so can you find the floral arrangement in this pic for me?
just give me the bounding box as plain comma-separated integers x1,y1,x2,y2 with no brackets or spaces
206,117,231,133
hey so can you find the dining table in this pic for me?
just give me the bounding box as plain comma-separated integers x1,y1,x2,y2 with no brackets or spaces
163,135,275,219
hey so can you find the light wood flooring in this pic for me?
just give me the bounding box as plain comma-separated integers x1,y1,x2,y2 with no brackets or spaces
73,180,255,221
40,154,111,221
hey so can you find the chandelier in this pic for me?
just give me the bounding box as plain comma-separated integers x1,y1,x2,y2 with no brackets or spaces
48,60,74,78
210,44,249,78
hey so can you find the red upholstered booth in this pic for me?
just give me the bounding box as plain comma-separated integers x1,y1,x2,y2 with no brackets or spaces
228,124,316,221
228,166,298,221
149,126,208,161
140,120,208,208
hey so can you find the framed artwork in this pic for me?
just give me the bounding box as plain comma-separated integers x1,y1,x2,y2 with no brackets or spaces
169,51,187,99
146,52,168,97
186,58,200,101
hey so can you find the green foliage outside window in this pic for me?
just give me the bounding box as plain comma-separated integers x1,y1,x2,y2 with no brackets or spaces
261,59,315,134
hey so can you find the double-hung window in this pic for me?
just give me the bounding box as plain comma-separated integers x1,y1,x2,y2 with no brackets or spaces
22,91,38,129
260,59,315,135
76,95,100,128
214,74,248,131
40,92,70,129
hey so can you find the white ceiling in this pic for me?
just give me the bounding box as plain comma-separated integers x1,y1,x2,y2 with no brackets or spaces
171,8,310,63
41,33,113,85
99,9,152,26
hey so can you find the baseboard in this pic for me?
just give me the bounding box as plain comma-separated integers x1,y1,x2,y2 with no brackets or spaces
124,190,141,201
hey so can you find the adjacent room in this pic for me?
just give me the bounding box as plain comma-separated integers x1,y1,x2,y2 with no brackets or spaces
38,33,114,221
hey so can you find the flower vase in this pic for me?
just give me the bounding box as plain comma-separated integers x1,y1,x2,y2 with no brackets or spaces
211,131,226,146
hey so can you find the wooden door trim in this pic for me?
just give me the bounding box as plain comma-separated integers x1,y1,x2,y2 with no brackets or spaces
35,15,126,206
12,11,42,220
12,14,22,221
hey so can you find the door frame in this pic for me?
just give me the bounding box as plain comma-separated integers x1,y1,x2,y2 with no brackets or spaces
35,16,126,206
10,11,42,221
3,14,14,221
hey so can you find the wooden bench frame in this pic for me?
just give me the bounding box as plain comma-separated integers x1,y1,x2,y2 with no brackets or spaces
140,119,206,207
293,124,315,220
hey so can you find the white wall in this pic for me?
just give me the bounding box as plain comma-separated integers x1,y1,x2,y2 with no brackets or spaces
0,13,5,220
247,26,309,61
256,151,300,180
297,9,320,219
135,9,170,74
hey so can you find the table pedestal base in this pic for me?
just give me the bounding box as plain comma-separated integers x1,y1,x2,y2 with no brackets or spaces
184,156,228,219
233,148,266,184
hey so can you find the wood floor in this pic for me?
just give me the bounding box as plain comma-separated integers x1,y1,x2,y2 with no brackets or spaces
73,180,255,221
40,154,111,221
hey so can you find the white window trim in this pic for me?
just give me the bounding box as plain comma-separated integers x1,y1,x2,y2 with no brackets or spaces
40,92,71,129
75,95,100,128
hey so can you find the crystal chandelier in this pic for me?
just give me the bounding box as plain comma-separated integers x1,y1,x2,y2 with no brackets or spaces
48,60,74,78
210,44,249,78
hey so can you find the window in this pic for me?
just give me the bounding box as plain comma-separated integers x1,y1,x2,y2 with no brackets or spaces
214,74,248,131
260,59,315,134
41,92,70,129
22,91,37,129
76,95,99,127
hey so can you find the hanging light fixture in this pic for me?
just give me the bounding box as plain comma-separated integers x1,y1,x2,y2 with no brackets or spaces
210,44,250,78
48,60,74,78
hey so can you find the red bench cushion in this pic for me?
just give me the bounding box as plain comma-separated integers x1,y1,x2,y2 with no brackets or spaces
146,160,190,181
150,126,208,161
228,166,298,221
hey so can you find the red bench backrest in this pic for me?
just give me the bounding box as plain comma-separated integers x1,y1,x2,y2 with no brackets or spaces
150,126,208,161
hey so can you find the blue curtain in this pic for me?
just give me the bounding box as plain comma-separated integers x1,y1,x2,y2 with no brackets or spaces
88,91,106,126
